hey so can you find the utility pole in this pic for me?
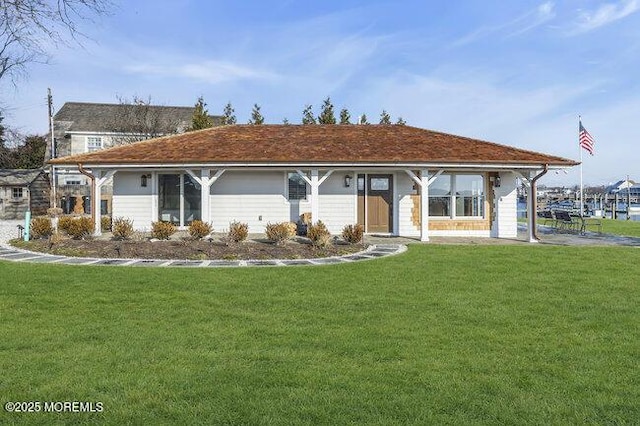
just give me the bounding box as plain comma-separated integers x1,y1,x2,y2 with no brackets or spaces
48,88,57,208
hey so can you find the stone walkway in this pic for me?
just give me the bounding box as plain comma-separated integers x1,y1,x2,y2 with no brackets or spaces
1,219,639,268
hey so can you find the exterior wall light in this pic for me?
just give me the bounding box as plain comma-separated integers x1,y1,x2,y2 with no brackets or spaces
141,174,151,187
344,174,352,187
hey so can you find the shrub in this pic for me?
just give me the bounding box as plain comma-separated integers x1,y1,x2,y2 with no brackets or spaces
30,216,53,239
47,207,63,218
188,220,213,240
151,221,176,240
300,212,312,225
101,216,112,232
227,221,248,243
265,222,295,245
342,224,364,244
58,216,74,234
112,217,135,240
307,220,332,248
66,216,95,240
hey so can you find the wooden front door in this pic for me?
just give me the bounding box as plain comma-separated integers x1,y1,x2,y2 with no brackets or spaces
367,174,393,233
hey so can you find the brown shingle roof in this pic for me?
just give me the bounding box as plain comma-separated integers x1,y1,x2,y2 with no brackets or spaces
50,124,578,167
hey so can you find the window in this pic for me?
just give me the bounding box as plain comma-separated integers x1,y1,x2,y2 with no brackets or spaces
65,179,82,185
429,174,485,218
455,175,485,217
428,174,451,217
12,187,23,199
288,172,307,200
87,136,103,152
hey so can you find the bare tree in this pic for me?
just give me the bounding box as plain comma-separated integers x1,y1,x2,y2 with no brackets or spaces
107,96,184,145
0,0,112,84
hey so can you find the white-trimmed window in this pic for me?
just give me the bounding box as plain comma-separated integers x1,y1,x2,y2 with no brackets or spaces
287,172,307,201
86,136,103,152
429,174,485,218
65,179,82,185
12,187,23,199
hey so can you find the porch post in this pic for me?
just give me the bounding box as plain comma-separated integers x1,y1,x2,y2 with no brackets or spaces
310,169,319,223
93,172,102,236
200,169,211,224
420,169,429,242
92,169,115,236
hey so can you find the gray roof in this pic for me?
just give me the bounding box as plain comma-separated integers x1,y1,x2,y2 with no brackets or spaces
0,169,46,186
53,102,222,133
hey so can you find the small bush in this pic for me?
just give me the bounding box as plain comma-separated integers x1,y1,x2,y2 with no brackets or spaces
58,216,74,234
265,222,295,245
188,220,213,240
112,217,135,240
342,224,364,244
47,207,63,218
30,216,53,239
151,221,176,240
227,221,248,243
307,220,332,248
300,212,312,225
101,216,112,232
66,216,95,240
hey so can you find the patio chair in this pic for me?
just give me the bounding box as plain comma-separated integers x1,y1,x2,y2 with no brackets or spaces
553,210,580,232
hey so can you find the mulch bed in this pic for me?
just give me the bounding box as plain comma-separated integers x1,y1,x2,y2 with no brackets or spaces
15,237,366,261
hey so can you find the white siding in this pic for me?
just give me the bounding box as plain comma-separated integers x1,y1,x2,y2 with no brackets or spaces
492,172,518,238
318,173,356,234
210,171,289,233
112,172,153,231
397,172,421,237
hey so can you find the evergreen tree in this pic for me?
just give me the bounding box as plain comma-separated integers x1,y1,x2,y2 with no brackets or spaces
190,96,213,130
339,108,351,124
379,110,392,125
222,102,236,125
248,104,264,125
302,104,316,124
317,97,336,124
358,114,369,125
282,117,290,125
396,117,406,125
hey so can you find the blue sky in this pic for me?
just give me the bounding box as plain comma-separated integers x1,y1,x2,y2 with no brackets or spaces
2,0,639,186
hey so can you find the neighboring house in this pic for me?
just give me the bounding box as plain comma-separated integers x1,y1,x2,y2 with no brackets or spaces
0,169,50,219
50,124,578,241
605,179,636,195
49,101,222,213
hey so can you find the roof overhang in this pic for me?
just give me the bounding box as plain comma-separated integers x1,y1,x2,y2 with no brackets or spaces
51,161,575,171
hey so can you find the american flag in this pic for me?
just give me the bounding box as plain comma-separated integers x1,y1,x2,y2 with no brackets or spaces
579,121,595,156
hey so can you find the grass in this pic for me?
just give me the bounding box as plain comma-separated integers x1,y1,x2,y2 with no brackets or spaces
1,245,639,424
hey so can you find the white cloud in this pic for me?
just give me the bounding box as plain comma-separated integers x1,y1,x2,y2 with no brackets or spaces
452,2,555,46
125,60,277,84
569,0,639,35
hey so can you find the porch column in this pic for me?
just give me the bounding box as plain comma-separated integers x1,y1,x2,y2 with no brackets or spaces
516,172,537,243
296,169,334,224
200,169,211,224
310,169,319,223
420,169,429,242
93,169,115,236
185,169,225,225
405,169,442,242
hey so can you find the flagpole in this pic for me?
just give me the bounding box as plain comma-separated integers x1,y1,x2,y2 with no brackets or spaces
579,115,584,217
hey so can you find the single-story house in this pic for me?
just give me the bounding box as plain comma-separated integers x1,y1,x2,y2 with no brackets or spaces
0,169,51,219
50,124,578,241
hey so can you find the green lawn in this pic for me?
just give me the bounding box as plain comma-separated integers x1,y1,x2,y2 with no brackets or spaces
1,245,639,424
